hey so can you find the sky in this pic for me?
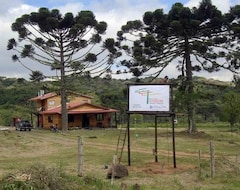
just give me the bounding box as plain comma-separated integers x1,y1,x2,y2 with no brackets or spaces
1,0,240,81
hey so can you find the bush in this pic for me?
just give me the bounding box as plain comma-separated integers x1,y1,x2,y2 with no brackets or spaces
0,163,69,190
0,163,121,190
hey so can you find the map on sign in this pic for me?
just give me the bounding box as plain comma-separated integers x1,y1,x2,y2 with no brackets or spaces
128,85,170,112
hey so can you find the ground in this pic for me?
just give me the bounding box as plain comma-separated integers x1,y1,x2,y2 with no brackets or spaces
1,126,240,189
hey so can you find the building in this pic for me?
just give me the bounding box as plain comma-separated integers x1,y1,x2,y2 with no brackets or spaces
29,91,118,130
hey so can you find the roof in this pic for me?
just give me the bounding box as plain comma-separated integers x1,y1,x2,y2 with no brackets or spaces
29,91,93,101
40,102,118,115
29,92,57,101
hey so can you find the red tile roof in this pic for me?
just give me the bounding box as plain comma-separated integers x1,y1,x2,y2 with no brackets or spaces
40,102,118,115
29,92,57,101
68,109,118,114
29,91,93,101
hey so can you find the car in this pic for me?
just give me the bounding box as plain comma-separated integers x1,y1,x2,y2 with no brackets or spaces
15,120,33,131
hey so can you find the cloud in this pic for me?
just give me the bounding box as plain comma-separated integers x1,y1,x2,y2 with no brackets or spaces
0,0,238,81
0,1,22,17
184,0,240,13
57,3,85,15
0,3,38,79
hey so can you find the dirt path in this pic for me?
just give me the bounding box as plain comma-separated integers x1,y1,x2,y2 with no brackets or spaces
84,141,210,158
1,128,210,160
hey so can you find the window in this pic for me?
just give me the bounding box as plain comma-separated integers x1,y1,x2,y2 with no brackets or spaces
96,114,104,121
49,100,55,106
48,116,53,123
68,114,74,122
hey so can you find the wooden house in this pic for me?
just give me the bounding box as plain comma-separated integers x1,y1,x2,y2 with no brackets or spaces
29,91,118,130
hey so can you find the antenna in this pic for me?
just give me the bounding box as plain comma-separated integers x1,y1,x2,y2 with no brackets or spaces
38,90,45,96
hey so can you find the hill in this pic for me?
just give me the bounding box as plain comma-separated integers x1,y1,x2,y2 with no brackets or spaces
0,75,235,126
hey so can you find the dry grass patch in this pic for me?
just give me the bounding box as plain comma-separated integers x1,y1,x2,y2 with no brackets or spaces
1,126,240,189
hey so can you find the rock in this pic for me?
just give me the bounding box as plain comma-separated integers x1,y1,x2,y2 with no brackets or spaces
121,183,127,190
133,183,140,190
103,164,108,169
107,164,128,179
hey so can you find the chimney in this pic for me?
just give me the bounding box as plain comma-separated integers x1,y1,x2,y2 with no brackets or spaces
38,90,45,96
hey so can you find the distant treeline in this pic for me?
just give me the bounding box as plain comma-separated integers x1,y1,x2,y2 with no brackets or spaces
0,76,236,126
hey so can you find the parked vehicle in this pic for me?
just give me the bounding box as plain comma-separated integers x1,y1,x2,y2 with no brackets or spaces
15,120,33,131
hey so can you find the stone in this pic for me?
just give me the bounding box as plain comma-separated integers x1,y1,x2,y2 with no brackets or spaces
107,164,128,179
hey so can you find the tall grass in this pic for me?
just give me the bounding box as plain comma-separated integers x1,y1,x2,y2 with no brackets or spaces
1,124,240,189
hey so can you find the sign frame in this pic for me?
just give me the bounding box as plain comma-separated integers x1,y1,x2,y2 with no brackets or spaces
127,83,173,114
126,83,176,168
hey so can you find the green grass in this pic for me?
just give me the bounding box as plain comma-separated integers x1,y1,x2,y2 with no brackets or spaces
1,124,240,189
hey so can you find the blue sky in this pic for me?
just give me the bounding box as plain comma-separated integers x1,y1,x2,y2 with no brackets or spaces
0,0,239,81
22,0,90,8
19,0,238,13
22,0,188,9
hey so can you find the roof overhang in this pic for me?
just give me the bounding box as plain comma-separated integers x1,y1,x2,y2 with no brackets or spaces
40,108,118,115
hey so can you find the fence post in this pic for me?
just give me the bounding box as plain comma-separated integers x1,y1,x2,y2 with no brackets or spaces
210,141,215,178
111,155,117,185
78,136,84,177
198,150,201,176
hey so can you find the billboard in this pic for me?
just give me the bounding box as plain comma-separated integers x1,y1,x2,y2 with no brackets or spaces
128,84,170,112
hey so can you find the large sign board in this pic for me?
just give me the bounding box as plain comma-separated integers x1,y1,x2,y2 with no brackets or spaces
128,84,170,112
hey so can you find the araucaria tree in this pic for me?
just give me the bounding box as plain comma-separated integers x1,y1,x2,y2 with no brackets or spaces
116,0,240,133
7,7,117,131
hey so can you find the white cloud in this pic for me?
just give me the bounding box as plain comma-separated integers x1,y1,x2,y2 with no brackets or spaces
57,3,84,15
185,0,232,13
0,0,239,81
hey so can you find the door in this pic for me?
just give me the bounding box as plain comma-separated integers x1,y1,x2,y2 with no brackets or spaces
82,114,89,129
38,114,43,128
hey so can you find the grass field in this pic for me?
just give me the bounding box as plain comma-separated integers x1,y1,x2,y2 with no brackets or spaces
1,124,240,190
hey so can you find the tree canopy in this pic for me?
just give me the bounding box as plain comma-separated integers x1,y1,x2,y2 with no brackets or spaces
7,7,117,78
116,0,240,132
7,7,118,131
117,1,240,77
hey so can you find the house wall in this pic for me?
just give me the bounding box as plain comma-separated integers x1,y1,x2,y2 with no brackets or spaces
42,114,61,129
36,100,47,111
68,95,91,104
72,104,96,110
47,96,61,110
41,113,113,129
35,95,91,112
34,97,60,111
68,115,82,128
88,113,112,128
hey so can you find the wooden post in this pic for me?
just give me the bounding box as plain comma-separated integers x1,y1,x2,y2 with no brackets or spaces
127,113,131,166
154,115,158,162
111,155,117,185
210,141,215,178
198,150,201,176
78,136,83,177
172,113,176,168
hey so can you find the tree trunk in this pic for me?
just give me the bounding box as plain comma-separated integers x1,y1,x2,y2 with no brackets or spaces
60,37,68,131
184,36,196,133
61,73,68,131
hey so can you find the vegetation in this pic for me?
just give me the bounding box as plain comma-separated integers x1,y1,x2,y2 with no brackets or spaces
0,75,239,129
1,125,240,189
6,1,240,132
2,1,240,188
7,7,118,131
0,163,121,190
221,91,240,130
116,0,240,133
